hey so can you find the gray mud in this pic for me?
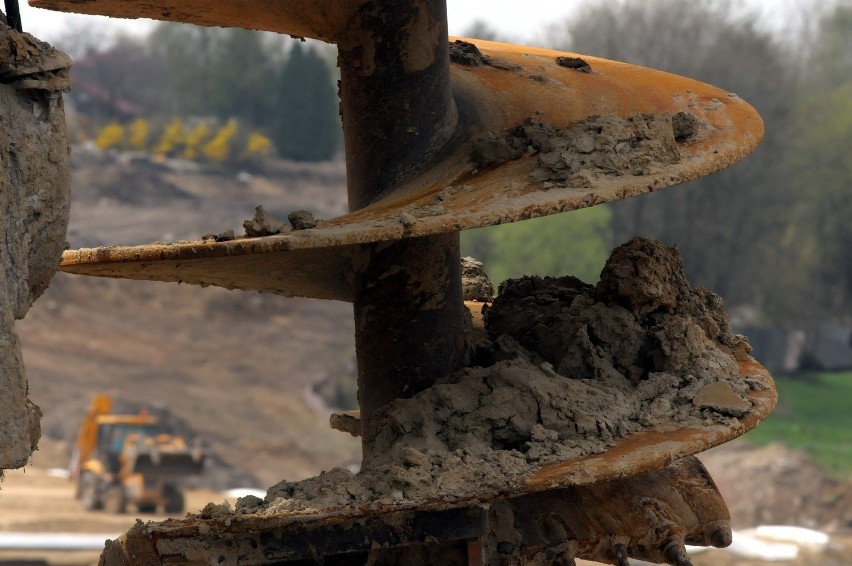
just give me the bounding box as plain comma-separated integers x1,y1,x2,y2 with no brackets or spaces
243,205,288,237
231,238,759,516
0,23,71,469
461,256,495,302
288,210,317,230
474,114,693,189
448,40,520,70
555,56,591,73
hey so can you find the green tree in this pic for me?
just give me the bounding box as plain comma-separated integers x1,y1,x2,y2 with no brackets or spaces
781,3,852,320
807,2,852,90
148,24,278,126
461,20,502,42
148,23,217,117
205,28,277,126
273,42,341,161
462,206,612,287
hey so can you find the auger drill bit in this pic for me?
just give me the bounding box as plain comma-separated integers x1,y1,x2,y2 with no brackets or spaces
31,1,773,564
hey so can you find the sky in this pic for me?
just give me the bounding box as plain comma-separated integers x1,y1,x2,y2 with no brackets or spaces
20,1,578,43
17,0,805,46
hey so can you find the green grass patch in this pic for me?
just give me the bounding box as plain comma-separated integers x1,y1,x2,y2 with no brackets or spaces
461,206,612,288
744,370,852,478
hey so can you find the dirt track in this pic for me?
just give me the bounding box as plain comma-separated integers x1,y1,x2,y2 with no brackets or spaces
0,466,233,565
2,464,850,566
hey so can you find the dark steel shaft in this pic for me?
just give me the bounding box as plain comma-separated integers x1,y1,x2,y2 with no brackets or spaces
337,0,464,464
4,0,22,31
351,233,466,454
339,0,457,210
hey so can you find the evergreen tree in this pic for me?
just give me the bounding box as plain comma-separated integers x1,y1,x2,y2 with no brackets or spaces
273,42,341,161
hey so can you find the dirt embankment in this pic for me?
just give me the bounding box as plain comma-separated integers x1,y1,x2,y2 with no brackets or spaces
16,154,361,489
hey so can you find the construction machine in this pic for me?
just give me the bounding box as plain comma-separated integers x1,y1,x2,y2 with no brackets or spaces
70,395,205,514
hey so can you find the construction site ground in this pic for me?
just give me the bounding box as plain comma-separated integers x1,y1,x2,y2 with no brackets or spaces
1,460,850,566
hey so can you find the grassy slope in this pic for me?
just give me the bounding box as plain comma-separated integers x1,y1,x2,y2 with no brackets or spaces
745,370,852,478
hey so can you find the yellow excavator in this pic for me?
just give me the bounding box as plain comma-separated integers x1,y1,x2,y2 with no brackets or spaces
70,395,205,514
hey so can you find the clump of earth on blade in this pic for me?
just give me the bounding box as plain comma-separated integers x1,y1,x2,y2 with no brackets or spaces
228,237,761,516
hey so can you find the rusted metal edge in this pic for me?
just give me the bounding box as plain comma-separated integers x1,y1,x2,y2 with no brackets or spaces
102,504,489,565
59,40,763,301
29,0,360,43
101,456,731,565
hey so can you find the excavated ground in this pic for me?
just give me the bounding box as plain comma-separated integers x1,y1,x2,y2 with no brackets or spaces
217,237,765,516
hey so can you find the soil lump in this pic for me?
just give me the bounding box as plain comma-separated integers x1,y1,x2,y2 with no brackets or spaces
254,237,758,513
243,205,288,237
555,56,591,73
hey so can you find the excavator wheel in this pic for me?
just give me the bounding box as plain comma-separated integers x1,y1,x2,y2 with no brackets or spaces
102,483,127,514
79,471,102,511
163,483,186,514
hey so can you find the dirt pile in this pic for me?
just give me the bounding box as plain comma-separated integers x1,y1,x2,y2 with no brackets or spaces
241,237,762,514
0,24,71,469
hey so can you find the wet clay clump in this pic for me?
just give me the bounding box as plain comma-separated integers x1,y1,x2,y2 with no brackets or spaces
248,238,759,515
243,206,287,237
462,256,495,302
448,40,520,70
474,114,693,188
555,56,591,73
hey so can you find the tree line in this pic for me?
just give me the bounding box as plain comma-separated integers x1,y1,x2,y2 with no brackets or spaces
63,23,341,162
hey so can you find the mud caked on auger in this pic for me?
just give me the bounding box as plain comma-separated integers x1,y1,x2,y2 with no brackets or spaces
35,0,773,564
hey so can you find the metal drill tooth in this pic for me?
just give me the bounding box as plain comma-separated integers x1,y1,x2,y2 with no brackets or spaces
541,516,569,544
613,543,630,566
709,525,733,548
543,540,577,566
663,540,693,566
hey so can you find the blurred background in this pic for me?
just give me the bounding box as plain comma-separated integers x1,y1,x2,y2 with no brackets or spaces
2,0,851,564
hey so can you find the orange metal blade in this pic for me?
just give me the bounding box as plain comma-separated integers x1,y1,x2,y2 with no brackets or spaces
60,40,763,300
29,0,359,43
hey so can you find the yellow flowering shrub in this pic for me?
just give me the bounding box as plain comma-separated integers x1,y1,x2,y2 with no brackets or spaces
244,131,272,159
94,122,125,150
182,123,212,160
202,120,238,163
127,119,151,151
153,118,185,156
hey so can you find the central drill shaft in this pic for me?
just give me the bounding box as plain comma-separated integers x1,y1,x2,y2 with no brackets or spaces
337,0,465,464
